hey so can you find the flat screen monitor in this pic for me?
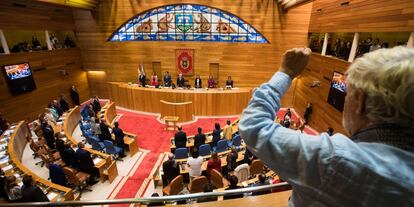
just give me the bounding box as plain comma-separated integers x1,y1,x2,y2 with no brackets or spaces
2,63,36,95
327,71,346,111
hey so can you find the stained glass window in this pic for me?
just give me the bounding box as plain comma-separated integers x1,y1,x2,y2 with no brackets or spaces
109,4,268,43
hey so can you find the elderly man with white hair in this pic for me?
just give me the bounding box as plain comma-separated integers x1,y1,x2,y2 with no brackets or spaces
239,47,414,206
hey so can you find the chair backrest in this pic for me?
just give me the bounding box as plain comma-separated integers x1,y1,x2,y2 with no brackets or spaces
188,176,208,193
174,148,188,159
103,140,117,155
235,163,250,182
63,167,80,185
198,144,211,156
215,140,227,153
169,175,184,195
249,160,264,176
232,134,241,147
90,137,104,151
209,169,224,188
40,153,51,168
29,139,40,153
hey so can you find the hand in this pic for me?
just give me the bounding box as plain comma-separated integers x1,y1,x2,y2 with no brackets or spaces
279,48,312,79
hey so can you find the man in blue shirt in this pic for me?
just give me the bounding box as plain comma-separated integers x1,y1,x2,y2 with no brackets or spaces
239,47,414,206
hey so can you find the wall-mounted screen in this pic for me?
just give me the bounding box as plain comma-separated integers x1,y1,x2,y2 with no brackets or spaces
327,71,346,111
2,63,36,95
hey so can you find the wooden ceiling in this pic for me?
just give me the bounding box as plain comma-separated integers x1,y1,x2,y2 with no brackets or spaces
35,0,99,10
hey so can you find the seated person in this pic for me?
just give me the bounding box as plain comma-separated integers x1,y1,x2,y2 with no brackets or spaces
226,76,234,88
99,119,112,143
41,121,56,150
252,173,271,196
61,143,78,168
75,142,99,184
197,184,218,203
147,193,164,206
174,126,187,149
21,175,49,202
176,73,185,87
0,112,10,134
223,175,243,200
243,148,257,165
4,175,22,202
162,154,180,186
207,76,216,88
194,127,206,150
49,163,68,187
194,75,202,88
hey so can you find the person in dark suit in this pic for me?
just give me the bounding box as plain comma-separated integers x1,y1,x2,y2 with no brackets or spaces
59,94,70,112
194,127,206,150
52,100,63,117
212,123,221,149
70,85,80,106
176,73,185,87
194,75,202,88
223,175,243,200
162,153,180,186
41,121,55,150
284,108,292,119
99,119,112,143
49,163,68,187
0,169,6,199
164,71,172,87
112,122,126,158
174,126,187,149
226,76,234,88
138,71,146,87
75,142,99,182
92,96,101,114
252,173,271,196
21,175,49,202
61,143,78,168
303,103,313,125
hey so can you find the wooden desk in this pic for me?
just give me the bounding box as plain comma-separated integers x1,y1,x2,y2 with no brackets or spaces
160,100,193,122
163,116,179,131
102,102,139,156
63,106,118,183
108,82,252,116
5,121,74,201
178,151,245,174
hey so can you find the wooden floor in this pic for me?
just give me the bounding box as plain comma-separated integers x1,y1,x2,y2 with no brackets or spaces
170,191,292,207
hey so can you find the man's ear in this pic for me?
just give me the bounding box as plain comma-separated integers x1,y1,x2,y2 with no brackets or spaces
355,89,366,115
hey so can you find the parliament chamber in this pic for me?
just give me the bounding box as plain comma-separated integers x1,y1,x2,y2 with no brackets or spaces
0,0,413,206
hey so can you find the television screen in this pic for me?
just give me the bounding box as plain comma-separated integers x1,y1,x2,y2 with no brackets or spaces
327,71,346,111
2,63,36,95
4,63,32,80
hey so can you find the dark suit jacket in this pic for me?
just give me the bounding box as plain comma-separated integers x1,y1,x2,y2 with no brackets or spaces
194,78,202,88
139,74,146,86
194,133,206,150
92,99,101,113
62,147,77,168
226,80,233,88
49,163,68,186
174,131,187,148
112,126,125,146
99,122,112,142
53,105,63,117
70,89,80,105
75,148,95,173
177,77,185,87
162,160,180,184
164,75,172,86
21,185,49,202
60,98,70,112
212,129,221,147
42,124,55,149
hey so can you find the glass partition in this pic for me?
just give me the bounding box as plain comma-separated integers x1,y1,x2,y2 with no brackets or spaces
355,32,411,58
3,30,47,53
308,33,325,54
48,30,77,49
326,33,354,61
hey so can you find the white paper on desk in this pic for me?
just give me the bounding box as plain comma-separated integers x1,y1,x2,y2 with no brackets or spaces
2,165,13,172
93,157,103,165
47,192,59,201
0,151,7,157
242,181,248,187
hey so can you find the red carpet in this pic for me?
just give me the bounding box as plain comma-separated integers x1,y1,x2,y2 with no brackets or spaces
109,108,238,205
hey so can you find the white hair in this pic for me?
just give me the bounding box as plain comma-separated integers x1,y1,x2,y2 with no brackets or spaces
346,46,414,127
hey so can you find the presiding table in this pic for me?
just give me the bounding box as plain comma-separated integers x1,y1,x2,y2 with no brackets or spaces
107,82,252,116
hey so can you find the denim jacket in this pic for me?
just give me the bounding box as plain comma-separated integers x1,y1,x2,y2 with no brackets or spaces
239,72,414,207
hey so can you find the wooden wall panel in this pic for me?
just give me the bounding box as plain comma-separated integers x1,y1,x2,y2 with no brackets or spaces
292,53,349,134
309,0,414,32
0,49,89,122
0,0,76,30
73,0,313,101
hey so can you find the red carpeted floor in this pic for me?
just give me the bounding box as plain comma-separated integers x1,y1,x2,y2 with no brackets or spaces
108,108,238,205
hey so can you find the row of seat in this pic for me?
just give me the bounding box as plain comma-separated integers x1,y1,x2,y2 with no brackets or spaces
175,135,242,159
